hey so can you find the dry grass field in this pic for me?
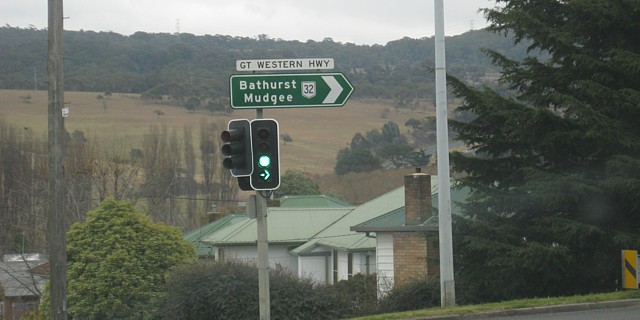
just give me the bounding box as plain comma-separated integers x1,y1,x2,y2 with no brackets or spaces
0,89,434,175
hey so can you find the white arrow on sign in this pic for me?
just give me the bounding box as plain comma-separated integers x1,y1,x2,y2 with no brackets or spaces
322,75,343,104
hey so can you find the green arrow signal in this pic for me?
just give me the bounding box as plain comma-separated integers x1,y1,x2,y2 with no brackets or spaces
259,169,271,181
229,73,354,109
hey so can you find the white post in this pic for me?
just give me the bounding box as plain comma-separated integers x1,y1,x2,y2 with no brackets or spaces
255,108,270,319
434,0,456,307
256,193,270,319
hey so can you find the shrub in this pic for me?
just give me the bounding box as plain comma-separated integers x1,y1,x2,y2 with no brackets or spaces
328,274,378,317
38,199,195,320
378,278,441,313
269,266,341,319
163,260,356,320
163,260,258,320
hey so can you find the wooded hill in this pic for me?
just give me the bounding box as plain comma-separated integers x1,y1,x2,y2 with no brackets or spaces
0,26,530,102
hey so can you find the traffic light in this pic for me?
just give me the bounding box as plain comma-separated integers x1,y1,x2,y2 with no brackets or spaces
250,119,280,190
221,119,252,177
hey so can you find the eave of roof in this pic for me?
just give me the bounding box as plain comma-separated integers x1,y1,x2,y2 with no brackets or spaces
0,259,48,297
202,207,353,246
183,214,247,242
350,208,439,232
279,195,352,208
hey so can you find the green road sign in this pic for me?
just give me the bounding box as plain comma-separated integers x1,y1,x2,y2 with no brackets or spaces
229,73,354,109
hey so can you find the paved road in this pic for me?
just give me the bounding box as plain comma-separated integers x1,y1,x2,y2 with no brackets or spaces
482,304,640,320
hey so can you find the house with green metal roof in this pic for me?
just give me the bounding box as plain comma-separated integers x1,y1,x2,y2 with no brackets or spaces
349,173,469,296
292,172,468,291
200,207,353,274
183,214,248,259
290,186,406,284
193,176,468,292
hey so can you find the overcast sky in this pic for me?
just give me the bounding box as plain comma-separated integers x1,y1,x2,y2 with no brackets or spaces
1,0,495,45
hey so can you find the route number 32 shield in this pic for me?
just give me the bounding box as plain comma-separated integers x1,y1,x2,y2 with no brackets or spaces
301,81,316,99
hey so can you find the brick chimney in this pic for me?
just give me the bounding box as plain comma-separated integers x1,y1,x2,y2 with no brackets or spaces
404,168,431,225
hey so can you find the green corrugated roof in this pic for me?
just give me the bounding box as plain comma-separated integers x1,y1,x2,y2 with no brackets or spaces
183,214,247,257
196,176,469,255
352,207,406,229
202,207,353,245
292,186,406,255
351,179,470,231
279,195,351,208
292,176,471,254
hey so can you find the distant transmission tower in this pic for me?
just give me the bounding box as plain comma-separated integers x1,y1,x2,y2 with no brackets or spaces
470,20,475,31
176,19,181,35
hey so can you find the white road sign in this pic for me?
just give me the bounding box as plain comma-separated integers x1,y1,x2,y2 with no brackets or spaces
236,58,334,72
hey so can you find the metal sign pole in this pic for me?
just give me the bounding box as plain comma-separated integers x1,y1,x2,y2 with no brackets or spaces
435,0,456,307
255,108,271,319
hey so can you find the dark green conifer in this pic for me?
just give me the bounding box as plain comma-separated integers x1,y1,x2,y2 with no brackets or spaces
450,0,640,302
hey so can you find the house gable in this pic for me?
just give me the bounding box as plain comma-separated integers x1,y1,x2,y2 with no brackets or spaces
350,173,465,297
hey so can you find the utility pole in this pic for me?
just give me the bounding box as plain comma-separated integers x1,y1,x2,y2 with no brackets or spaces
434,0,456,307
47,0,68,319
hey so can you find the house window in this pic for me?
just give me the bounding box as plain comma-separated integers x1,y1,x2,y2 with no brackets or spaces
332,250,338,284
348,253,353,279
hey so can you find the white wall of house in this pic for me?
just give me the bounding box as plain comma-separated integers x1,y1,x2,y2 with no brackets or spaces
297,248,377,285
376,233,394,296
298,255,328,284
222,244,298,272
335,250,349,283
352,251,376,275
221,244,378,287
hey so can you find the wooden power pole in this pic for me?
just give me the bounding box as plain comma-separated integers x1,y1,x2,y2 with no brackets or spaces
47,0,68,319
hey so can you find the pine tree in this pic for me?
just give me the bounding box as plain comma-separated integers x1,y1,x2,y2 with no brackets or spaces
450,0,640,302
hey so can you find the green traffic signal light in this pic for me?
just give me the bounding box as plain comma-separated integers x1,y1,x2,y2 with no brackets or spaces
258,155,271,168
250,119,280,190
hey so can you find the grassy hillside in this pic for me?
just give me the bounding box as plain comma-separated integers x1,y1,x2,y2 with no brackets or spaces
0,89,430,175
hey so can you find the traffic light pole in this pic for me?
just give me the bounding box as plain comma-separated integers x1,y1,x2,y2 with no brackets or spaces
256,191,270,320
255,108,271,320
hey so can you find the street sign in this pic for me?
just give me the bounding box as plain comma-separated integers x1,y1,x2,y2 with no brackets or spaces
236,58,334,72
229,73,354,109
621,250,638,289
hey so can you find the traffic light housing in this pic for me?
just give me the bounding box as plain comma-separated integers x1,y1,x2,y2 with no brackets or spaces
221,119,253,177
250,119,280,190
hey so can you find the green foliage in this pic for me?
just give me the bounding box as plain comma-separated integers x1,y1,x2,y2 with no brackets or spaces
36,282,50,320
335,147,382,175
329,274,378,317
0,26,532,101
163,260,370,320
335,121,430,175
275,170,321,198
378,278,440,313
19,310,39,320
64,198,195,320
450,0,640,303
269,267,341,319
405,116,437,150
184,96,201,112
163,261,258,320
